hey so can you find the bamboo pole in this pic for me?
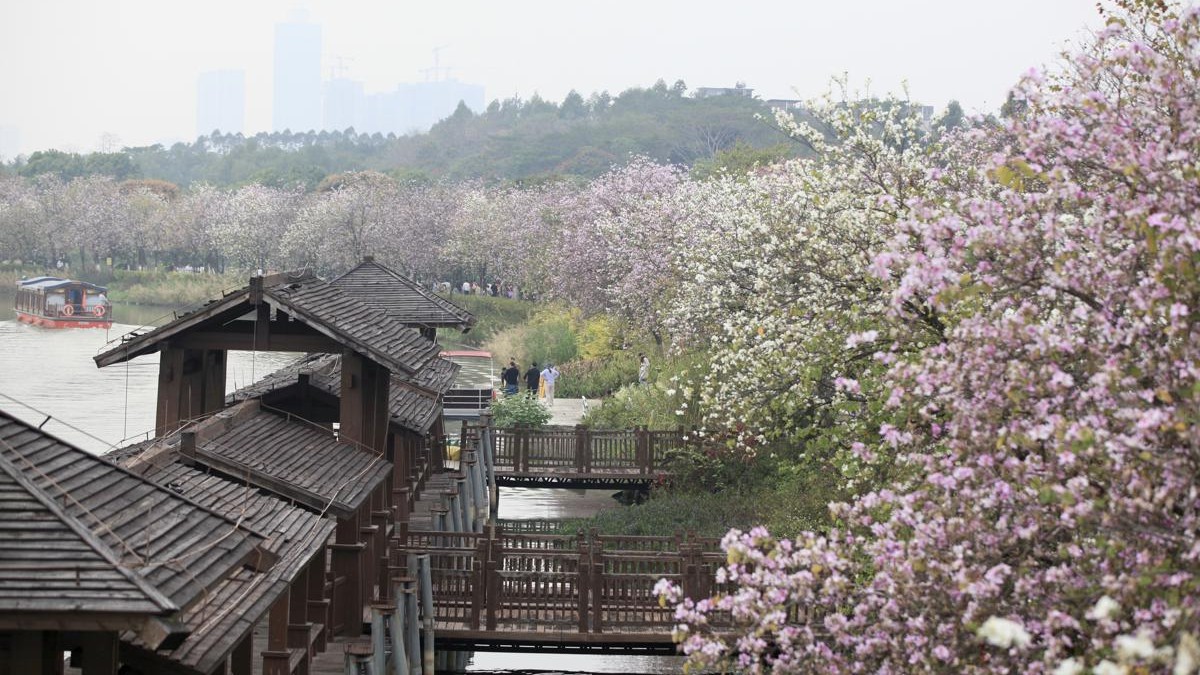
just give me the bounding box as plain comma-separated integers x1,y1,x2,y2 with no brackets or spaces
418,554,436,675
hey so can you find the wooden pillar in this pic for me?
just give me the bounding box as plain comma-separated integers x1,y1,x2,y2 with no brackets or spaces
261,593,291,675
340,349,366,449
155,345,186,435
306,550,329,651
229,631,253,675
370,487,391,601
330,512,364,636
155,345,227,435
201,349,227,414
78,632,118,675
339,350,390,456
359,501,379,604
288,568,312,668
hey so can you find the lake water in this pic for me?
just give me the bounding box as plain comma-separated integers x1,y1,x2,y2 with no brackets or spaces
0,301,687,674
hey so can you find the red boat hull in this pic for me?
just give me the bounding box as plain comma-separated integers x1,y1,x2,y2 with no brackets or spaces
15,310,113,329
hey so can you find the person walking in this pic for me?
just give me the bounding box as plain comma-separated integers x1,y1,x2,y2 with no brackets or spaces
638,353,650,385
540,363,560,406
502,359,520,395
525,361,541,396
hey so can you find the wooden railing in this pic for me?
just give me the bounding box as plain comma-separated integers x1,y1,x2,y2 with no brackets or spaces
491,426,698,475
393,525,725,636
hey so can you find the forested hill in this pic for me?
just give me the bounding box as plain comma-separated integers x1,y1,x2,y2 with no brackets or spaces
8,81,797,188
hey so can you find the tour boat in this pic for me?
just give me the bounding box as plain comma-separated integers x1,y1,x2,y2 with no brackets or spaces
13,276,114,328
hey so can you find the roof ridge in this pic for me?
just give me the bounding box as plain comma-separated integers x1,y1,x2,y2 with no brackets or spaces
332,258,476,328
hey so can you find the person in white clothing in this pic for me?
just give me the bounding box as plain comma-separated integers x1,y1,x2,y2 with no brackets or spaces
540,364,560,405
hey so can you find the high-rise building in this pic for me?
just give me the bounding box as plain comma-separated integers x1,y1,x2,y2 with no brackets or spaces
361,79,485,135
323,77,364,133
273,14,322,133
196,70,246,138
0,124,20,160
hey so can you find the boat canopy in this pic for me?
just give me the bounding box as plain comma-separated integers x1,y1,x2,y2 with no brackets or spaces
16,277,109,293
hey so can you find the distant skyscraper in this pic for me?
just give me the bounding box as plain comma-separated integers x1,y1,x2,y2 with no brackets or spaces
361,79,485,135
196,70,246,138
273,14,322,133
0,124,20,160
323,77,364,133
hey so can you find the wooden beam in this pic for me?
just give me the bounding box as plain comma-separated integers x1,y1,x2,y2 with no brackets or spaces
175,331,342,353
94,290,250,367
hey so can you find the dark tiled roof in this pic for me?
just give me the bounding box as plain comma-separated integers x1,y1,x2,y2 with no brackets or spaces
229,352,459,434
94,271,442,377
118,460,335,674
266,276,440,376
0,410,265,615
190,405,390,518
331,259,475,330
0,452,171,619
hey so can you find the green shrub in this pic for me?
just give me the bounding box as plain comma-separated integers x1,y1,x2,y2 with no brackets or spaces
483,306,578,371
557,351,639,398
439,294,535,348
490,393,552,428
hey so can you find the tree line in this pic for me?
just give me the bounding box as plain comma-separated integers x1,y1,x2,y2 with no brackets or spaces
3,81,801,188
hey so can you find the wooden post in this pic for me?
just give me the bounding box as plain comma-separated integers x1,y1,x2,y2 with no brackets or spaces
577,535,590,633
307,551,329,652
155,345,186,434
636,426,650,474
574,425,587,473
262,593,292,675
471,539,488,630
456,474,473,533
230,631,253,675
591,547,604,634
288,568,313,666
331,512,365,636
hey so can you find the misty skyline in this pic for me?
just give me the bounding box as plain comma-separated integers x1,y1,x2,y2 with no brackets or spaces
1,0,1102,157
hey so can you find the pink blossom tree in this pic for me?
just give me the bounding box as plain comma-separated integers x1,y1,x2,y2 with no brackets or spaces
660,4,1200,673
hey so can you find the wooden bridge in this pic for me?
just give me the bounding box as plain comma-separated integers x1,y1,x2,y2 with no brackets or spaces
482,424,695,489
394,524,726,653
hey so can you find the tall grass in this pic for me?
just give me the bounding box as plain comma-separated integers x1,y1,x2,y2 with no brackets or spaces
437,294,536,348
106,270,245,306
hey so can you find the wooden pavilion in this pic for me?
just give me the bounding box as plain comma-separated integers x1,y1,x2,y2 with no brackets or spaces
88,260,475,672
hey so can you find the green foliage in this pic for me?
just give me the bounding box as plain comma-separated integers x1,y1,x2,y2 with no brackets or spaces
557,351,640,398
691,141,794,179
484,306,580,374
576,314,621,359
580,382,685,429
489,393,552,428
8,84,791,187
438,294,535,348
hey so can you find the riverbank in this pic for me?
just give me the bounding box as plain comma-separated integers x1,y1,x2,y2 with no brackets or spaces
1,265,247,307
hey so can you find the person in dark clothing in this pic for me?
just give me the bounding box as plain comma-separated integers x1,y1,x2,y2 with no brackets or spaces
502,360,520,395
525,362,540,395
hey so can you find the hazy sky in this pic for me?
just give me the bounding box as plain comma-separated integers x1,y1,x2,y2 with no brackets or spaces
1,0,1103,157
